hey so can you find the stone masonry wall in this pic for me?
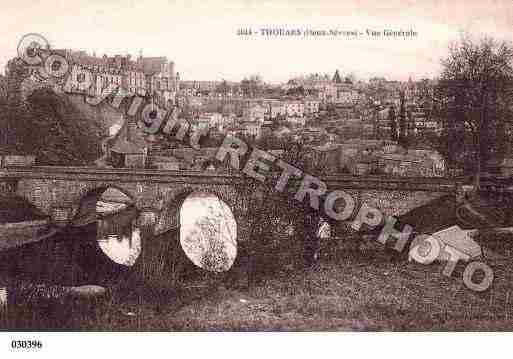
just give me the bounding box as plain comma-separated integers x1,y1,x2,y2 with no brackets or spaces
16,178,250,241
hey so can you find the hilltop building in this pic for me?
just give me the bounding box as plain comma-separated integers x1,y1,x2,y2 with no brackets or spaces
18,49,180,109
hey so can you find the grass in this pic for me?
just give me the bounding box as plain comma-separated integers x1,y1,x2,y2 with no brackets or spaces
3,235,513,331
161,249,513,331
2,192,513,331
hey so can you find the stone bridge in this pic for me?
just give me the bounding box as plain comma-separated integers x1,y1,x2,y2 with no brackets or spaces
0,166,467,246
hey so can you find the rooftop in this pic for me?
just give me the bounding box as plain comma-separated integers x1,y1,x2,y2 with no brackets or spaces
53,49,170,75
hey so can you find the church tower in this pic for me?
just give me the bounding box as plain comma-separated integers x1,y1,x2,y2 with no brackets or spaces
332,69,342,84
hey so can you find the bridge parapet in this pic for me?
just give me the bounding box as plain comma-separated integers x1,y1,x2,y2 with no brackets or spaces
320,176,457,193
5,166,512,243
1,166,462,191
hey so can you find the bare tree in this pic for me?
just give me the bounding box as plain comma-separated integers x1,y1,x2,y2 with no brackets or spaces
398,90,407,145
436,36,513,187
388,105,397,141
182,200,236,273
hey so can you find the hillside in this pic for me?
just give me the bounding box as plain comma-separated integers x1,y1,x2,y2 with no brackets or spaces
68,94,124,131
0,89,112,165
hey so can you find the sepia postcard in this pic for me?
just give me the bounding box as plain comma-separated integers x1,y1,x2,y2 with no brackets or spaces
0,0,513,357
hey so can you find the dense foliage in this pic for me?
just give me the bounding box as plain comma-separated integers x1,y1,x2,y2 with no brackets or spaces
434,36,513,179
0,89,104,165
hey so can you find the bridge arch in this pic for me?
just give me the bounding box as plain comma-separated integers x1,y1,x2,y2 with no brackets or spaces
70,185,136,226
156,187,240,272
156,186,243,237
67,185,142,281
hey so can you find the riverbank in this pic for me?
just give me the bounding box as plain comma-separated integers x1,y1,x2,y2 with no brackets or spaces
2,193,513,330
2,232,513,331
0,195,55,251
0,196,48,223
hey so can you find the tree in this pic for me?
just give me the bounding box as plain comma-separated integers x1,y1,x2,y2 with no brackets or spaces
346,72,357,84
333,69,342,84
436,36,513,187
0,88,104,163
195,215,232,273
398,90,407,145
388,105,397,141
406,107,414,140
0,75,7,100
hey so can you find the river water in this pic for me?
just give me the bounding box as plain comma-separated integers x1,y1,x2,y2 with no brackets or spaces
94,191,237,273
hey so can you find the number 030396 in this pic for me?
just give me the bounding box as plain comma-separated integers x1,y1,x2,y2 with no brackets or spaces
11,340,43,349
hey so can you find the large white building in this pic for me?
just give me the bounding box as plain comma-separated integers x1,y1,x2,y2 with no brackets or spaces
54,49,180,108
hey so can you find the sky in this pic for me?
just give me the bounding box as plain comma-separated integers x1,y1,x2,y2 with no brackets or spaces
1,0,512,83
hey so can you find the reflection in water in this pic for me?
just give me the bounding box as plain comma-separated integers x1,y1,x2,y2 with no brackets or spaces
96,201,127,214
96,194,141,267
97,226,141,267
80,189,237,271
180,192,237,272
